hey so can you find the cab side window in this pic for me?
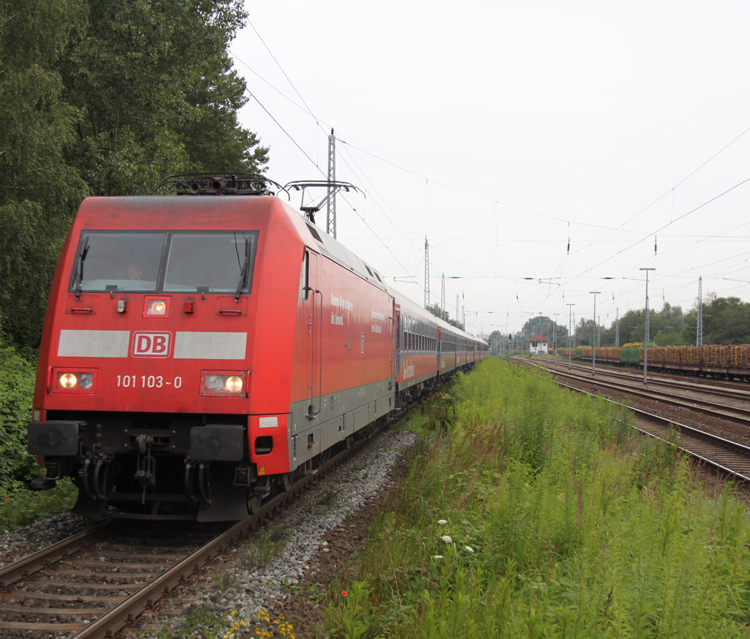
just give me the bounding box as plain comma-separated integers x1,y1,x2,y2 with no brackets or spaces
299,252,309,301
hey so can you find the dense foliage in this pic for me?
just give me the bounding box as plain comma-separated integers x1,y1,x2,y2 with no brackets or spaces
681,294,750,345
326,360,750,637
0,337,39,485
0,0,268,347
0,336,78,530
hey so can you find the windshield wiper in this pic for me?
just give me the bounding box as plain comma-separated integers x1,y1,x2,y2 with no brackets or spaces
73,236,90,299
235,238,252,301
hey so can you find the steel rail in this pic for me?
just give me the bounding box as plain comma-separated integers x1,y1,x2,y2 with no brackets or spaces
0,520,115,589
539,358,750,402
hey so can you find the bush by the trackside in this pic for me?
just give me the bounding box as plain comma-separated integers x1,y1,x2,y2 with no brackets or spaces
0,336,77,531
326,358,750,638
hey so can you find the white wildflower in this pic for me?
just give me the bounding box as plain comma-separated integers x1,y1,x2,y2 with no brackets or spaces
433,555,444,560
465,546,475,553
441,535,453,544
437,519,448,525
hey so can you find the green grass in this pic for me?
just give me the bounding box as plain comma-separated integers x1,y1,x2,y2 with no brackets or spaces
0,478,78,532
241,524,291,570
324,359,750,638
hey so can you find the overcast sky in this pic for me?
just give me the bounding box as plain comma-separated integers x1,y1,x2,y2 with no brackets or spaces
232,1,750,337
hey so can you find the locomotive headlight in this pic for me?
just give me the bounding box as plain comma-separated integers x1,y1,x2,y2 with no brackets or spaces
59,373,78,389
225,376,243,392
52,369,96,393
147,299,167,315
205,374,225,392
143,296,170,318
200,371,248,397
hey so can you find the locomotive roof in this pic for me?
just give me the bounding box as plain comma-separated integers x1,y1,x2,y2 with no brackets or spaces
300,218,388,293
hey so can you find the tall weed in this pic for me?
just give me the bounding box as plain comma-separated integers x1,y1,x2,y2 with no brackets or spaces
326,359,750,638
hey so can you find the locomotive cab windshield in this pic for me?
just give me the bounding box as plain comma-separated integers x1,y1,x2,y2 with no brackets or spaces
69,230,258,294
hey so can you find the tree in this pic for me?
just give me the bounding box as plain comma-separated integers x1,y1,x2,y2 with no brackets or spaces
521,315,567,347
0,0,89,344
599,303,685,347
0,0,270,347
683,295,750,345
59,0,269,196
575,318,599,347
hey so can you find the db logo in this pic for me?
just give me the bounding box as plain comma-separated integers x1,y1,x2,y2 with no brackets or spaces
131,332,172,358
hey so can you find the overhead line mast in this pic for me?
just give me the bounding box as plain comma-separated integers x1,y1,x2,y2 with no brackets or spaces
327,128,336,238
441,274,445,319
697,276,703,346
424,238,430,308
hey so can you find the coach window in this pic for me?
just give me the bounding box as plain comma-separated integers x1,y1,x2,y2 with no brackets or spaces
299,251,309,301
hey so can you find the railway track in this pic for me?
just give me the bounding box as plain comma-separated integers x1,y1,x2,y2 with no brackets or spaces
537,357,750,403
0,422,385,638
522,359,750,427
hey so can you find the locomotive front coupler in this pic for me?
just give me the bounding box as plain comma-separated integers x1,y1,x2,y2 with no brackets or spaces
134,434,157,499
81,453,112,501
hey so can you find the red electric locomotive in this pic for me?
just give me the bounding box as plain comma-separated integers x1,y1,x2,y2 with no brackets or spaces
28,175,487,521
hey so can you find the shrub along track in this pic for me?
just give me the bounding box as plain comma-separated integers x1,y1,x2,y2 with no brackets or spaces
0,422,387,639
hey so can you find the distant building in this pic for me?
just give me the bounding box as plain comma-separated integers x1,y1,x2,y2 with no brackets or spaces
529,333,548,355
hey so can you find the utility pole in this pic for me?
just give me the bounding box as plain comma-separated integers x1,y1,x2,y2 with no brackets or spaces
615,308,619,347
590,292,600,375
553,312,560,368
697,277,704,345
455,294,459,326
326,129,337,238
424,238,430,308
640,268,655,384
567,303,575,370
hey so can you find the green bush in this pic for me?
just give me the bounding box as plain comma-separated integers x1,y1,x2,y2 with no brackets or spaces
326,359,750,638
0,334,81,530
0,335,40,486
